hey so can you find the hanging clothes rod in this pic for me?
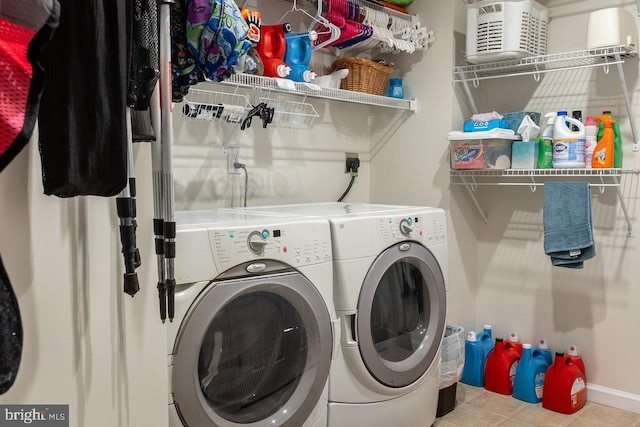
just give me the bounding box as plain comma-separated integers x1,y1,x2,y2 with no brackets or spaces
289,0,418,23
338,0,418,23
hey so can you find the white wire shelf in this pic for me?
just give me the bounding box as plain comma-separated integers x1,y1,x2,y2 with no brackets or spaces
182,87,320,129
452,45,640,152
450,168,633,235
453,46,638,82
182,90,249,124
259,97,319,129
450,168,624,179
222,74,417,112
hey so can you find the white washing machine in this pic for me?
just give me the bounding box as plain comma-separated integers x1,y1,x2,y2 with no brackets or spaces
236,203,448,427
168,209,339,427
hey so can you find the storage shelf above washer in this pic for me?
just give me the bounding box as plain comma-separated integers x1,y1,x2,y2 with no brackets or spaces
222,74,417,112
452,46,640,153
450,168,633,235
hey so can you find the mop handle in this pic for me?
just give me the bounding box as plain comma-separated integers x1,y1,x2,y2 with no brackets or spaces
117,107,140,296
150,79,166,321
159,0,176,322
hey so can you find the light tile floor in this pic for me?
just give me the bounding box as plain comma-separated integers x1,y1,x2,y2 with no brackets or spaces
433,383,640,427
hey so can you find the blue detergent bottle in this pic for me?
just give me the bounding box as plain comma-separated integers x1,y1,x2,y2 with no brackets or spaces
478,324,495,357
513,343,550,403
284,31,317,83
461,331,485,386
535,338,553,366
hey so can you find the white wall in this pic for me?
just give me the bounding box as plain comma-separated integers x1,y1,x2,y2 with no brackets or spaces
449,0,640,406
0,138,168,426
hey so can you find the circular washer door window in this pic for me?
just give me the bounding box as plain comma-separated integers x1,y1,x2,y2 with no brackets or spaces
172,272,332,426
357,242,447,388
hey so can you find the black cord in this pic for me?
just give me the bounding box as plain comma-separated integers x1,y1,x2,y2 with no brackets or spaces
337,172,357,202
234,162,248,207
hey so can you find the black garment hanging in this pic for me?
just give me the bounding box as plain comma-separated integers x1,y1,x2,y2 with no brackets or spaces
0,255,22,395
127,0,159,111
38,0,128,197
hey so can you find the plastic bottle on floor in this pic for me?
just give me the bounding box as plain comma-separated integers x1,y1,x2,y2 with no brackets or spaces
542,352,587,414
513,343,550,403
566,345,587,381
484,338,521,395
535,338,553,366
508,331,523,355
477,325,495,358
461,331,485,387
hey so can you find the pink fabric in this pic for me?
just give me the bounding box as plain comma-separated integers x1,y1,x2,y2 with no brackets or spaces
0,17,35,159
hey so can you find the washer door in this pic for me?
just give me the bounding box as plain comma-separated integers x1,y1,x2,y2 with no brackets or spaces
172,271,332,426
357,242,447,388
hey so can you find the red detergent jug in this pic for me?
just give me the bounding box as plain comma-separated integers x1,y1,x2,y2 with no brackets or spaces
508,331,523,356
567,345,587,381
256,24,291,78
543,352,586,414
484,338,521,395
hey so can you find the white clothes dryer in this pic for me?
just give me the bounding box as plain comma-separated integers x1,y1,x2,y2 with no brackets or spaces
237,203,448,427
168,209,338,427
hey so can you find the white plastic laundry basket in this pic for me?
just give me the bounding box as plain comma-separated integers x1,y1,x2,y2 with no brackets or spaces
465,0,549,64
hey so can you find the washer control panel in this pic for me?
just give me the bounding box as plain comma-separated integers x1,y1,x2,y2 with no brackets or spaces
209,220,332,270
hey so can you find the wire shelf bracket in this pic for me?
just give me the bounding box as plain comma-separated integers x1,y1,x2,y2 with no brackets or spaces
452,46,640,153
450,168,634,235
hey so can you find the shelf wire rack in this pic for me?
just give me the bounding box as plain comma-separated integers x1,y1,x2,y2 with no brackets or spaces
182,89,249,124
449,168,634,235
259,97,319,129
453,46,638,82
223,73,417,111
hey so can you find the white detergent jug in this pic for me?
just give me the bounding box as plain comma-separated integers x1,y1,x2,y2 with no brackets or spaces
553,112,585,168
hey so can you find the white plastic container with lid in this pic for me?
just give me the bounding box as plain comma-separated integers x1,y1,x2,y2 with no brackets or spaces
553,111,586,168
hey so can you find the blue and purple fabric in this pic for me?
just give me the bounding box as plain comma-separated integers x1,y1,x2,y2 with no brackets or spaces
186,0,252,82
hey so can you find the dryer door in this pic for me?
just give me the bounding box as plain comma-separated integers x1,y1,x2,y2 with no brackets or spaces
357,242,447,388
172,271,332,426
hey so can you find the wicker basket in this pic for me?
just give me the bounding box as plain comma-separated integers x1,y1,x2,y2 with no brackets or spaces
331,57,394,96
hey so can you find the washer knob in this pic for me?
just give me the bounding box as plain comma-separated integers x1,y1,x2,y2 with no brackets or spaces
247,232,268,254
399,219,412,235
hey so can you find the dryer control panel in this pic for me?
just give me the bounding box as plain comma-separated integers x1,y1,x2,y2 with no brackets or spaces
377,211,447,246
209,220,332,271
329,208,447,260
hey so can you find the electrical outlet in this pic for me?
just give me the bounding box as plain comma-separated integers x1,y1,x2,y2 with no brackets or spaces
345,152,359,173
227,147,241,174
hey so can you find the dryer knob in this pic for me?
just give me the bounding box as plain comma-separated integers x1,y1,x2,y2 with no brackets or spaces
247,233,268,254
399,219,412,235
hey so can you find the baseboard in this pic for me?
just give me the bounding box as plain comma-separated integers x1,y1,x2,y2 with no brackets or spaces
587,384,640,414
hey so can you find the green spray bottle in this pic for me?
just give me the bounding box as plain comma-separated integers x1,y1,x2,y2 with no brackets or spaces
597,110,622,167
537,112,556,168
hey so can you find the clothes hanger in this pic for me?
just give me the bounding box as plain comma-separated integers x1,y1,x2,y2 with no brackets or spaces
278,0,340,46
312,0,341,50
335,6,391,56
